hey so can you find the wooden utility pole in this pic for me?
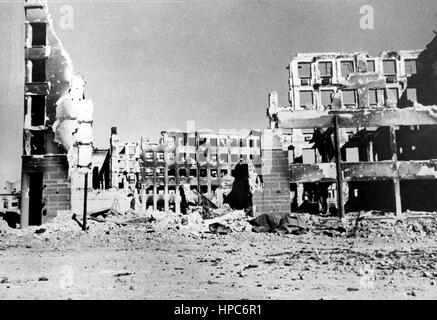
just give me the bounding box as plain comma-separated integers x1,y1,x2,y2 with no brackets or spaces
333,116,345,218
82,173,88,231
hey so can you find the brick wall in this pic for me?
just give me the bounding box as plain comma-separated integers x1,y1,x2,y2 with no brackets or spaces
23,155,71,223
252,148,291,217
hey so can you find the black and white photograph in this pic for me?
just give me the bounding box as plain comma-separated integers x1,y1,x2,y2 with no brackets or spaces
1,0,437,304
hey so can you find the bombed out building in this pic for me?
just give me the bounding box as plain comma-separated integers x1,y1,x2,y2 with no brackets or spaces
268,35,437,216
20,0,94,227
96,125,263,214
18,0,437,227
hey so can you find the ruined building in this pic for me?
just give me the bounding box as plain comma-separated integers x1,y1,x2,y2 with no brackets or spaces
96,125,263,213
268,37,437,215
21,0,94,226
140,126,262,212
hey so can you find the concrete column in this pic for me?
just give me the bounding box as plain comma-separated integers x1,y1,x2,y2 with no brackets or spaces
367,140,374,162
333,116,345,218
296,183,304,208
389,126,402,216
25,60,32,83
164,151,169,212
140,189,146,213
20,173,30,228
24,97,31,129
175,188,181,214
153,184,157,211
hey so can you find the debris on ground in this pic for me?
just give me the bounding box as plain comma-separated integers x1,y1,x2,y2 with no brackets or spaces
249,212,309,234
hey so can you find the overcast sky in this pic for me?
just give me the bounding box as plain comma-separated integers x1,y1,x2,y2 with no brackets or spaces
1,0,437,185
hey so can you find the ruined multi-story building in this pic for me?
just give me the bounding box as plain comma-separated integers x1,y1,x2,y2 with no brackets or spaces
268,36,437,215
140,127,262,212
96,125,263,213
21,0,94,226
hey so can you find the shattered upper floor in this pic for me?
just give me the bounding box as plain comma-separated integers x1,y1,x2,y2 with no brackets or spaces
268,45,437,126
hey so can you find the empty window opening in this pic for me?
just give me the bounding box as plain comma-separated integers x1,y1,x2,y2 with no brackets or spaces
177,152,186,162
168,168,176,177
342,90,357,107
144,167,154,177
146,199,154,209
155,152,164,162
156,167,165,177
321,90,334,107
200,185,208,194
383,60,397,75
299,90,314,108
157,199,165,211
369,89,384,106
198,151,207,162
211,169,218,178
92,166,100,190
179,168,187,177
168,186,176,195
346,148,360,162
31,23,46,46
249,139,254,148
404,59,417,75
28,172,43,226
340,61,354,77
189,168,197,177
220,169,228,177
127,173,136,184
178,135,187,146
406,88,417,102
157,187,165,195
30,95,46,127
298,62,311,78
302,149,316,164
30,130,45,155
200,168,207,178
387,88,399,103
199,138,207,146
188,153,196,161
220,154,228,162
367,60,375,72
31,59,46,82
319,61,332,77
369,89,377,106
188,137,196,146
210,138,217,147
167,152,175,161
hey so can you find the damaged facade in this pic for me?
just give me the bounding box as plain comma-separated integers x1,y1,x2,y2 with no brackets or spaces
20,0,94,226
268,38,437,216
96,126,263,214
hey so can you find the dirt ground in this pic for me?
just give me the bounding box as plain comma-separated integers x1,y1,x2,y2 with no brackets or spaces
1,213,437,300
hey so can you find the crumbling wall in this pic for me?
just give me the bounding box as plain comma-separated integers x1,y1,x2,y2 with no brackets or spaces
22,1,94,224
252,130,291,217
